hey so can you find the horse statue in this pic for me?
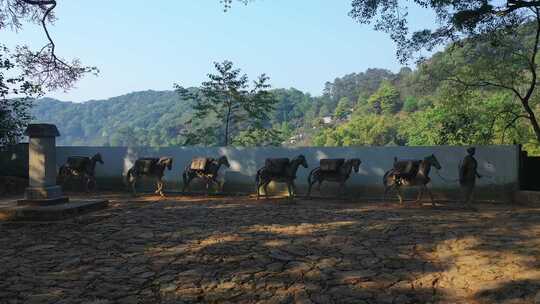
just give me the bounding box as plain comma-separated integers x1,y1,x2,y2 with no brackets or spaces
126,157,173,196
306,158,361,198
58,153,104,192
255,155,308,199
182,156,231,193
383,154,442,206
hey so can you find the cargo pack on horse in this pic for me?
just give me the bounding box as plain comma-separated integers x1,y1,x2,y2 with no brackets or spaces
307,158,361,198
182,156,231,193
383,154,442,206
58,153,104,192
255,155,308,199
126,157,173,196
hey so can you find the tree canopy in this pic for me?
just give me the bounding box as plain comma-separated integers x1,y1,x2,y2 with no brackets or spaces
21,0,540,154
175,60,278,146
0,0,98,146
350,0,540,145
349,0,540,62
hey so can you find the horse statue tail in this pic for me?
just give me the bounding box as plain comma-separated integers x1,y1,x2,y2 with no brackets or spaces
255,168,261,188
125,168,134,186
383,170,391,188
306,167,319,199
255,168,264,199
307,167,318,186
382,169,396,202
182,167,189,192
57,165,67,185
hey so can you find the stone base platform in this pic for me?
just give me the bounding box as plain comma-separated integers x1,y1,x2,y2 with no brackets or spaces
17,196,69,207
0,199,108,221
513,190,540,205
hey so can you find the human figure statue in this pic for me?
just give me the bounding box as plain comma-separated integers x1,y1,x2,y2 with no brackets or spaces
459,147,482,208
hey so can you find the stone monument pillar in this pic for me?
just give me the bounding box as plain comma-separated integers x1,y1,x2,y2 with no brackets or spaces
18,124,68,206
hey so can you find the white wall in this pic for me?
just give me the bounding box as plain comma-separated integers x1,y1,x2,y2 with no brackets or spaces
56,145,520,200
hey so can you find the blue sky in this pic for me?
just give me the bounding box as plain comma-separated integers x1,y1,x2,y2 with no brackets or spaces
1,0,437,102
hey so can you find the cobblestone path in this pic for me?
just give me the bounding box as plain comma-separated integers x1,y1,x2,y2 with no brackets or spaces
1,194,539,304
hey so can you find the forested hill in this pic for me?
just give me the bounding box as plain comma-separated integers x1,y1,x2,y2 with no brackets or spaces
33,90,195,146
32,68,395,147
32,48,540,153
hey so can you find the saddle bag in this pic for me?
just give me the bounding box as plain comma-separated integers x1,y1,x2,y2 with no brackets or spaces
320,158,345,172
136,158,159,174
67,156,90,171
393,160,421,178
265,158,290,174
190,157,210,171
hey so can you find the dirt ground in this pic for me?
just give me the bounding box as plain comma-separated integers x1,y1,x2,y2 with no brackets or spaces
0,193,539,304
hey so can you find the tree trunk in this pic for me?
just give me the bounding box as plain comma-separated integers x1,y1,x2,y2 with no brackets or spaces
224,103,232,146
526,10,540,144
523,101,540,143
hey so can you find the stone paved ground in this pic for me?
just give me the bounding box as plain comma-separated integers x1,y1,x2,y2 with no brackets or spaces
1,193,540,304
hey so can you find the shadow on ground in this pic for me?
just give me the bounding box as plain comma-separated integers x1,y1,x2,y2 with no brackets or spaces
0,193,539,304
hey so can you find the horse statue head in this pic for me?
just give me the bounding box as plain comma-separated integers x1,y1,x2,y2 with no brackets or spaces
350,158,361,173
218,156,231,168
92,153,104,165
425,154,442,170
294,154,308,169
158,157,173,170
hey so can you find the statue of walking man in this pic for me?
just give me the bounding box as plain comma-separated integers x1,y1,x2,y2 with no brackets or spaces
459,147,482,209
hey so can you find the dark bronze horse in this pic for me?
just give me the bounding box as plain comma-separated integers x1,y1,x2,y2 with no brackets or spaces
58,153,104,192
307,158,361,198
126,157,173,196
182,156,231,193
255,155,308,199
383,154,442,206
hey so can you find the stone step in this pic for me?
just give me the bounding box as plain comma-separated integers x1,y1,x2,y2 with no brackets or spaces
514,191,540,205
0,199,108,221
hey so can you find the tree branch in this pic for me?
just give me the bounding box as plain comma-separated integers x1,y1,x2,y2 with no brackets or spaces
443,77,524,100
501,113,530,143
506,1,540,14
522,7,540,103
20,0,71,68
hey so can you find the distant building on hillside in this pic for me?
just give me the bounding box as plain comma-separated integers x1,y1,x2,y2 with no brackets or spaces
287,133,305,145
322,116,333,124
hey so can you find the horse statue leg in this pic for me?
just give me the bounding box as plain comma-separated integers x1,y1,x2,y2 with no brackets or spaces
208,176,218,194
286,181,293,199
181,170,188,193
131,178,137,196
219,179,224,193
306,181,314,199
212,176,223,194
88,175,97,192
263,180,271,199
183,169,197,194
339,180,346,198
255,171,262,200
424,184,436,207
383,184,393,202
256,179,261,200
396,186,404,205
382,171,397,203
289,180,297,200
156,176,165,197
205,177,211,196
126,168,137,196
415,186,424,205
307,177,313,199
57,165,66,187
83,174,90,193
